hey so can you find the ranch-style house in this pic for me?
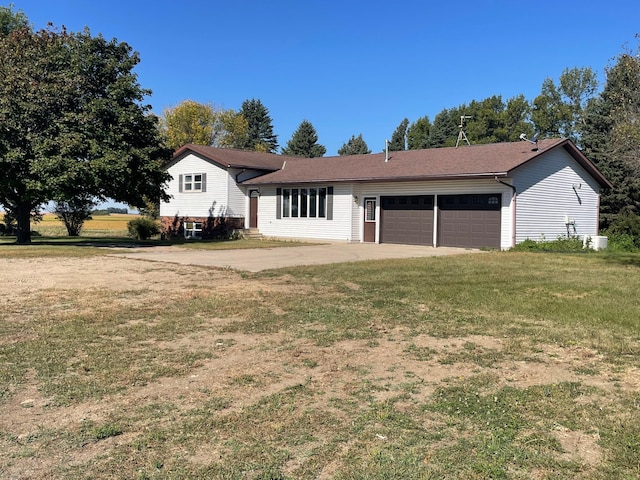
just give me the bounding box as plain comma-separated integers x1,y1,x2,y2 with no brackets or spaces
159,139,611,249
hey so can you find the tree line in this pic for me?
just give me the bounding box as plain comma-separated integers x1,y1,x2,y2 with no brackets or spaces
1,4,638,243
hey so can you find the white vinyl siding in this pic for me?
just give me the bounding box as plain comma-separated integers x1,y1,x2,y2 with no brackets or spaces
227,168,248,217
350,184,363,241
256,185,353,241
160,153,230,218
512,149,600,243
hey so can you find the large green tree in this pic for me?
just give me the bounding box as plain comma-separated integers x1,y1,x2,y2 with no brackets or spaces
281,120,326,157
0,4,29,35
447,95,532,145
582,47,640,227
0,23,171,244
532,67,598,143
238,98,278,153
338,134,371,155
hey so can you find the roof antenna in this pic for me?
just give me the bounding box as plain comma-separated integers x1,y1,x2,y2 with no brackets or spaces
456,115,472,147
519,132,540,151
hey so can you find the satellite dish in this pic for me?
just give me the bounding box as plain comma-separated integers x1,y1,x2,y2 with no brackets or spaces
519,132,540,151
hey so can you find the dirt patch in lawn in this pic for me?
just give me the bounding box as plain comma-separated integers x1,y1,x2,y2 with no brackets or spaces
0,256,633,478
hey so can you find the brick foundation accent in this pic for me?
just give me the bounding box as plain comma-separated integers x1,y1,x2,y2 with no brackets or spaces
161,216,244,240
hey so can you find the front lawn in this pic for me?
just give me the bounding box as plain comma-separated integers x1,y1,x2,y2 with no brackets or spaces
0,250,638,479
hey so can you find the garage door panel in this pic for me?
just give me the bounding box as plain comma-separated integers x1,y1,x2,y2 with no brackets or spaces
438,194,501,249
381,195,434,246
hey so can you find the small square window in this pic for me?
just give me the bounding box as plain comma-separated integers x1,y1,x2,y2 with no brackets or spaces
184,221,203,239
183,173,204,192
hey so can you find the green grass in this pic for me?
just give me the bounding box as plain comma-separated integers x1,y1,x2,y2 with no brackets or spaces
0,235,315,257
1,250,639,478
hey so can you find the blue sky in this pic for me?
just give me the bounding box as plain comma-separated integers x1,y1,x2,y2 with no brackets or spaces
15,0,640,157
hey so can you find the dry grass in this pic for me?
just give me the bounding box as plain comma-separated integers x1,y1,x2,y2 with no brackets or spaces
0,251,639,479
33,213,139,237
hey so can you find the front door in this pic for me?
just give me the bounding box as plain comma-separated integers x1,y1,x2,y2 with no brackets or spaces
363,197,376,242
249,190,259,228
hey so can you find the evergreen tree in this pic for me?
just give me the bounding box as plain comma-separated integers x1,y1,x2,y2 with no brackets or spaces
428,109,458,147
389,118,409,151
407,116,431,150
238,98,278,153
582,47,640,228
281,120,326,157
338,134,371,155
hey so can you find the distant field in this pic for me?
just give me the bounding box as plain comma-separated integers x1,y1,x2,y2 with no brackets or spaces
33,213,140,236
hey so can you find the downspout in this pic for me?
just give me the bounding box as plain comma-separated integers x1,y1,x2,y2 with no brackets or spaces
496,177,517,248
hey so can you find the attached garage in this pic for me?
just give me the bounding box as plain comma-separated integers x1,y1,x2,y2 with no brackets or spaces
380,195,434,245
437,194,501,249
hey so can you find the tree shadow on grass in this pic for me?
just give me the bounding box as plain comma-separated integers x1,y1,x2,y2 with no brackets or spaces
595,252,640,268
0,236,173,248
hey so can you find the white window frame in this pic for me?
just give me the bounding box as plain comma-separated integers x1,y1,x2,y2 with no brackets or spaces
182,173,205,193
184,221,203,239
282,187,327,218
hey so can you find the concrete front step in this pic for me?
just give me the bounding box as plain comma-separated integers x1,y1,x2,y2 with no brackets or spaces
242,229,264,240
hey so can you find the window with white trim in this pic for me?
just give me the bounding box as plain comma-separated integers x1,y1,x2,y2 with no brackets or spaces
179,173,206,193
365,198,376,222
184,221,203,238
281,187,328,218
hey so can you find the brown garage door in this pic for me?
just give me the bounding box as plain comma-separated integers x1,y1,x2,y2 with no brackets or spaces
380,195,434,245
438,194,501,248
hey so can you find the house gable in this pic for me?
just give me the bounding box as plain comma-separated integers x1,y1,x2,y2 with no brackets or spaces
160,152,233,219
512,147,602,242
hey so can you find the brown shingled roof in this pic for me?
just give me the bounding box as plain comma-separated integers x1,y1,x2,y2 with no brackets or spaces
170,144,285,171
242,139,611,188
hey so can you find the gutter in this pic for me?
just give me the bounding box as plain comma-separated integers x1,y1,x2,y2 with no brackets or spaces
243,172,510,186
496,177,517,248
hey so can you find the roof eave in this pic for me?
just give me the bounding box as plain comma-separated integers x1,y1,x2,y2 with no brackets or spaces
242,172,509,186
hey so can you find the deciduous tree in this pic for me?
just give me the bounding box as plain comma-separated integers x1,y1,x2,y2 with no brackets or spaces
0,4,29,35
532,67,598,143
162,100,248,151
52,196,96,236
0,23,171,244
162,100,217,151
338,134,371,155
281,120,326,157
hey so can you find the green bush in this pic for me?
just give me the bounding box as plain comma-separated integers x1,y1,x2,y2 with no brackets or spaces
127,217,160,240
603,211,640,251
511,236,586,252
605,233,640,252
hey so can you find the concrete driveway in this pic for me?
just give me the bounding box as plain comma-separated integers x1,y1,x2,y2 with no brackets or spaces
114,243,480,272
